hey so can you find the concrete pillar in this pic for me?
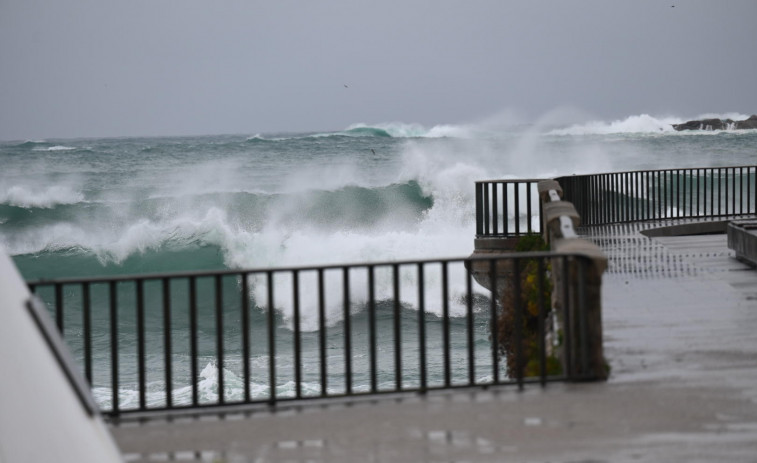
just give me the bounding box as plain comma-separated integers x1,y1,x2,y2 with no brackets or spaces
540,179,608,381
552,238,608,380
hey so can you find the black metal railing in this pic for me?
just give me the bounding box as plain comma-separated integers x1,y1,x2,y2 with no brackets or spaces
557,166,757,226
28,253,595,417
475,180,542,237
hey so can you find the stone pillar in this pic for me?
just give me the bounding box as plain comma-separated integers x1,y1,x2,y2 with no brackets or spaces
552,238,608,380
538,179,608,380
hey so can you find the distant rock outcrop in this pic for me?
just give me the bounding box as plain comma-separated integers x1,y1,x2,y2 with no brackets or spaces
672,115,757,131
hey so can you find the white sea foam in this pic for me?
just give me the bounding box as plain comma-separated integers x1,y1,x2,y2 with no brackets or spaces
0,184,84,208
89,361,360,409
549,114,681,135
32,145,77,151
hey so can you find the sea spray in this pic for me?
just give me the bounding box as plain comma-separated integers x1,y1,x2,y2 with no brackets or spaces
7,113,757,409
548,112,754,136
5,114,757,284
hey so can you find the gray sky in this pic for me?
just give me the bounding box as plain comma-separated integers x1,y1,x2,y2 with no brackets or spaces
1,0,756,140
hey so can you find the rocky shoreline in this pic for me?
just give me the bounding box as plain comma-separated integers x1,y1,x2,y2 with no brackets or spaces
672,114,757,131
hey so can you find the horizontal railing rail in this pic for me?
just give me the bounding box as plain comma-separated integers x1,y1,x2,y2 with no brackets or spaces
475,179,543,237
28,252,596,418
556,166,757,226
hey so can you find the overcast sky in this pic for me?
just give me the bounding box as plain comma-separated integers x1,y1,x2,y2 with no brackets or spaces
1,0,756,140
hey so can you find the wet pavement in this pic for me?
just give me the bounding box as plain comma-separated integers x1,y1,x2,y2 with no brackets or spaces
111,221,757,462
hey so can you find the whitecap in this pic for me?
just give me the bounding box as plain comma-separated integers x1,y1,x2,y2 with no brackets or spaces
0,184,85,208
32,145,78,151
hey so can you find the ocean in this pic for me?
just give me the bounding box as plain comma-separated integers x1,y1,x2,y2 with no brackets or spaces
3,113,756,408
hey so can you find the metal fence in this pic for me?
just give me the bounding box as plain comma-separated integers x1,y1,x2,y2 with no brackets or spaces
28,253,595,417
557,166,757,226
475,180,542,237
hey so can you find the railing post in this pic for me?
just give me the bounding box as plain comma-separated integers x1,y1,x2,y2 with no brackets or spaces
442,261,451,388
164,278,174,408
475,182,484,236
368,265,377,393
213,276,221,406
241,273,251,403
393,264,402,391
82,282,92,385
342,267,352,395
109,281,119,416
293,270,302,399
136,280,146,411
189,277,198,407
465,262,475,386
483,183,491,235
514,183,521,235
417,263,427,393
267,271,276,406
318,269,327,396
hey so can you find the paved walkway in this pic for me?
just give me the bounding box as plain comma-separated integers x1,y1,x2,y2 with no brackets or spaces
111,221,757,463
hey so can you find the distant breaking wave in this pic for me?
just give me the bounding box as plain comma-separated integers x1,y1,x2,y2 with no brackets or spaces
338,122,474,139
34,145,78,151
549,113,754,136
13,141,52,149
245,134,276,143
10,141,80,151
246,122,476,142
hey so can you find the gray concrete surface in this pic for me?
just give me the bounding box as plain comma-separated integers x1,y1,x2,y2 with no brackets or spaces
111,222,757,462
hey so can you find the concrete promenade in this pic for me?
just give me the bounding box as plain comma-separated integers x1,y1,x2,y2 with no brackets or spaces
111,220,757,462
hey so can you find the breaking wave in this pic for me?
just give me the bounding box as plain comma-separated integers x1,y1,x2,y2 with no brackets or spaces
550,113,754,135
245,122,477,142
3,181,431,256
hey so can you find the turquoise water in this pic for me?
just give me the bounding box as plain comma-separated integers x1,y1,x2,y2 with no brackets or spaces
3,116,756,408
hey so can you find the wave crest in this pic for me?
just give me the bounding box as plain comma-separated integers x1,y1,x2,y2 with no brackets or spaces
246,122,475,142
342,126,393,138
344,122,473,138
13,140,51,149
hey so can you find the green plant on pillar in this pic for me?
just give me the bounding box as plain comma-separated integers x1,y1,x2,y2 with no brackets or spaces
495,233,562,379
